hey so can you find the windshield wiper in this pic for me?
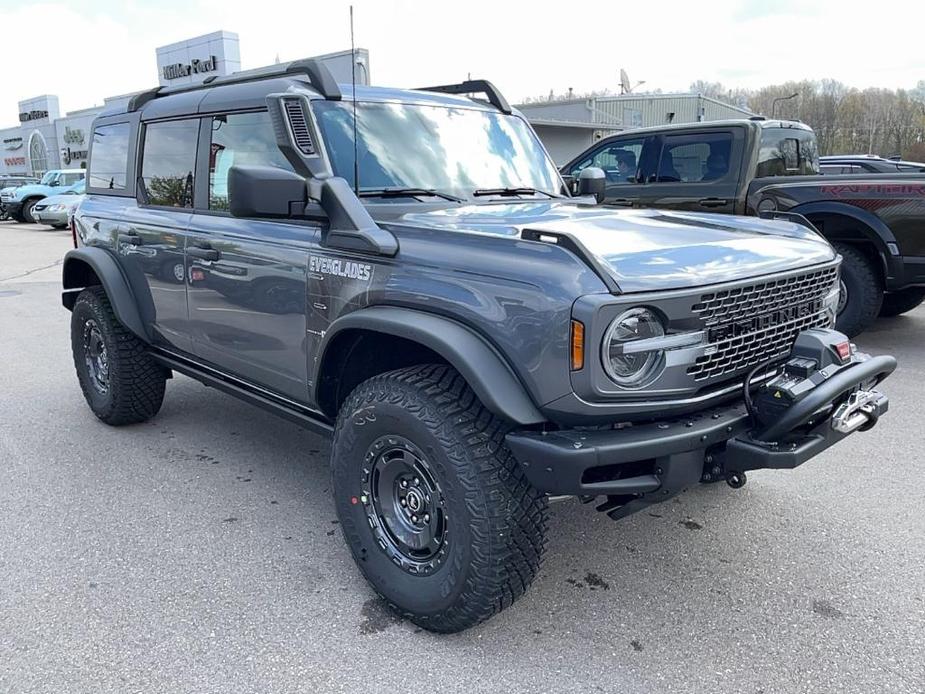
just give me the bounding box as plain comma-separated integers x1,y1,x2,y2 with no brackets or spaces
357,187,465,203
472,187,558,198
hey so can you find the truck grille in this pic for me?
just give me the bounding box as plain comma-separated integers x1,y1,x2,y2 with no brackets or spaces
687,265,838,382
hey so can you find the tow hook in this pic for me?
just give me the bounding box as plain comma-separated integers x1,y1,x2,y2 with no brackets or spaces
725,471,747,489
831,390,882,434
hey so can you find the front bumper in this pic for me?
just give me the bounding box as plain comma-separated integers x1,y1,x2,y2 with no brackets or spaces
506,351,895,520
4,201,22,216
33,207,69,225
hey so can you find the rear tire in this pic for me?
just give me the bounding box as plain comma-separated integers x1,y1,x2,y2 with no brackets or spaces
70,287,167,425
879,287,925,317
834,243,882,338
332,364,548,633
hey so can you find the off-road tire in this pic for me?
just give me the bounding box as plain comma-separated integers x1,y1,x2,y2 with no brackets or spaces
71,286,167,425
332,364,548,633
879,287,925,318
21,198,38,224
834,243,882,338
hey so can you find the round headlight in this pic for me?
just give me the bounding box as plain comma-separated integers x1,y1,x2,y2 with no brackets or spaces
602,307,666,388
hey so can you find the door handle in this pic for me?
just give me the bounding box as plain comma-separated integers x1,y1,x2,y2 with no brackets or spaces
698,198,728,208
117,232,142,245
610,198,634,207
188,245,220,261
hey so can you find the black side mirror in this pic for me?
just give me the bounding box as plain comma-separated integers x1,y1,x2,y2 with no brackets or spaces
578,167,606,204
228,165,307,218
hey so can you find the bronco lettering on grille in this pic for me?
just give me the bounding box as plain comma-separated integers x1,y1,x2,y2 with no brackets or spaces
708,299,823,343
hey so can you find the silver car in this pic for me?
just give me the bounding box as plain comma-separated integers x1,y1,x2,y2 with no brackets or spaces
32,180,85,228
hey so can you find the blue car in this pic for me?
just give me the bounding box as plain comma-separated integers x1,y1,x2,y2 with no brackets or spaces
1,169,85,223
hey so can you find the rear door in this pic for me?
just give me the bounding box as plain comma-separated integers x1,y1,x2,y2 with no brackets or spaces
635,128,743,214
117,118,199,353
563,135,653,207
185,110,319,403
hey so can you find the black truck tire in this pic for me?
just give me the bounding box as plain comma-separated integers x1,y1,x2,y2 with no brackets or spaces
70,286,167,425
834,243,883,338
879,287,925,318
331,363,548,633
21,198,38,224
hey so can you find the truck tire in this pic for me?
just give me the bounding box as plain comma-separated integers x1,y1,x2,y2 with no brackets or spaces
879,287,925,318
21,198,39,224
70,286,167,425
834,243,883,338
331,363,548,633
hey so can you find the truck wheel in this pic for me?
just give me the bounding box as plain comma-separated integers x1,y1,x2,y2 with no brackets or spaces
332,364,548,633
879,287,925,317
70,286,167,425
834,243,882,338
21,199,38,224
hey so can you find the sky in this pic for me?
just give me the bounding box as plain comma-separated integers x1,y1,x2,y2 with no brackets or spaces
1,0,923,123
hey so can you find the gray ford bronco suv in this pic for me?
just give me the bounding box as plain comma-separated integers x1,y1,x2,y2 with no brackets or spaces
63,60,896,633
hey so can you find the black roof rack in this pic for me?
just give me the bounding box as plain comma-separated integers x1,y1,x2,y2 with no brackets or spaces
417,79,511,114
126,58,342,113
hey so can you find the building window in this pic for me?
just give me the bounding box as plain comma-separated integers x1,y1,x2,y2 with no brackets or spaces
28,131,49,176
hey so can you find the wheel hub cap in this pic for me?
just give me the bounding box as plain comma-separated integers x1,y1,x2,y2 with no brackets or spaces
83,319,110,394
360,435,448,576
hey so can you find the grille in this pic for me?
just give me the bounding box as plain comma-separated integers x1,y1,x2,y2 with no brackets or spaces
688,311,830,381
686,265,839,382
283,99,316,156
692,266,839,327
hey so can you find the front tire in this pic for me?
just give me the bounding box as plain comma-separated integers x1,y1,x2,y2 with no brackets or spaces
834,243,883,338
879,287,925,317
21,198,38,224
70,287,167,425
332,364,548,633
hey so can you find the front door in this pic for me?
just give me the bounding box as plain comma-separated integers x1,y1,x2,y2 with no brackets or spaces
185,111,319,403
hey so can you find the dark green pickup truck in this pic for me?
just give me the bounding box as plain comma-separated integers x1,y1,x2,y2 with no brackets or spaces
562,118,925,336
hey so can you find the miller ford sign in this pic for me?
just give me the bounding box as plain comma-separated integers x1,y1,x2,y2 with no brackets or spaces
19,109,49,123
162,55,218,81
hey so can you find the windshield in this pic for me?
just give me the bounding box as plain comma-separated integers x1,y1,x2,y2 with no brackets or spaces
312,101,562,199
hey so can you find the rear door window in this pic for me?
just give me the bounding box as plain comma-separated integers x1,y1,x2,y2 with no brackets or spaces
88,123,131,190
140,119,199,207
655,132,733,182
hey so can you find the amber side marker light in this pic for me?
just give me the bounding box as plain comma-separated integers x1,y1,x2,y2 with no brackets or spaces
571,320,585,371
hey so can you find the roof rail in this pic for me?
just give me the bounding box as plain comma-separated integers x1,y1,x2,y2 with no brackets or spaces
125,58,342,112
417,79,511,114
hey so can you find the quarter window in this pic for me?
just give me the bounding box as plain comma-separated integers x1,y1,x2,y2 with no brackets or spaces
655,132,733,182
208,111,294,210
141,119,198,207
88,123,130,190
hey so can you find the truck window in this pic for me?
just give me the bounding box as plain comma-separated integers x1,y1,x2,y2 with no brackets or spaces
140,119,198,207
655,132,733,182
208,111,295,211
756,128,820,178
569,138,645,183
88,123,130,190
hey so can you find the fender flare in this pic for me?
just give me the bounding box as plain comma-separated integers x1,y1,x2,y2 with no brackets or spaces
788,201,897,253
317,306,546,426
61,247,152,342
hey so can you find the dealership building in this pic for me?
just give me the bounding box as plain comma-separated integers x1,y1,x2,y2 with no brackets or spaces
0,31,369,179
1,29,755,176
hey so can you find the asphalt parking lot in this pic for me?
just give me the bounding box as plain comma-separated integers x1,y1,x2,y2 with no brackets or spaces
1,220,923,694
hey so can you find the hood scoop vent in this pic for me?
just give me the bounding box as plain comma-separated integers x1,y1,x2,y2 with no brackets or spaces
521,227,621,293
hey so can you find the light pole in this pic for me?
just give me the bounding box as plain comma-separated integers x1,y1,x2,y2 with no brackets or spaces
772,92,799,119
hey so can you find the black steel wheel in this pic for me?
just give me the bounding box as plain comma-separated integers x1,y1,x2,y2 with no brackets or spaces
332,364,548,633
82,318,110,395
363,435,449,575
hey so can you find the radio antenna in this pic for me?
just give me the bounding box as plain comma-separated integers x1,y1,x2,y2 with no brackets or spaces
350,5,359,195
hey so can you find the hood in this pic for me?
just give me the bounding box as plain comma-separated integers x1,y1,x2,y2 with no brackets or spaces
397,202,836,292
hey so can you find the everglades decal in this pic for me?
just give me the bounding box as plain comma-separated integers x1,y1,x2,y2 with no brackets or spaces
309,255,372,282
